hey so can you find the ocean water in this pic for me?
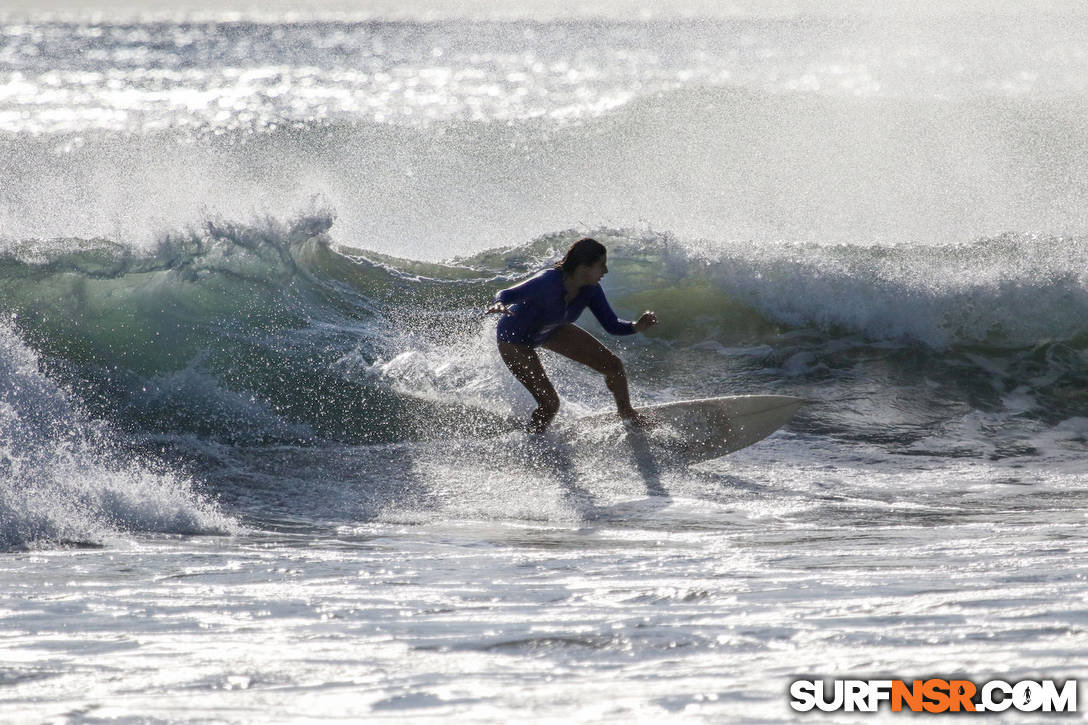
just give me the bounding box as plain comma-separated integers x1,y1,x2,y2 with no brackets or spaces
2,5,1088,722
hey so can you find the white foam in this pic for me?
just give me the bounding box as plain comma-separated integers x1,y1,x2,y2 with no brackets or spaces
0,323,237,550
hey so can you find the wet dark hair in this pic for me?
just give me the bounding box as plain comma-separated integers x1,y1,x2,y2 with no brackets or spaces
554,237,606,276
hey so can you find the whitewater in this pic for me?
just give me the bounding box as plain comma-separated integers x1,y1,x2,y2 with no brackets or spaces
1,5,1087,722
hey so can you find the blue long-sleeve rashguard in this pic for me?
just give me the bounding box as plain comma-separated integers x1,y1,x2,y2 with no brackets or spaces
494,268,636,347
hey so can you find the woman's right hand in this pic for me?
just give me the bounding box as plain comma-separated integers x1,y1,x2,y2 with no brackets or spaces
634,310,658,332
486,302,513,316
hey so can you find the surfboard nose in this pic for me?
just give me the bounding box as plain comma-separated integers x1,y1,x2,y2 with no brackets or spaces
576,395,805,462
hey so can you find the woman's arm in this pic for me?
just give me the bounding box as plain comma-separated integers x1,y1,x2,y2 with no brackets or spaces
587,286,658,334
587,286,637,335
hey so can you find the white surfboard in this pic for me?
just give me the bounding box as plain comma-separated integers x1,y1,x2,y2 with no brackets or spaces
578,395,804,463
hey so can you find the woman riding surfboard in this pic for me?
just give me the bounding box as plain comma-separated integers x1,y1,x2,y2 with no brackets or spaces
486,238,658,432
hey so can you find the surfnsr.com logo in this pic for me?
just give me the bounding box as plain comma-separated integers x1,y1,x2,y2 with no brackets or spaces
789,678,1078,714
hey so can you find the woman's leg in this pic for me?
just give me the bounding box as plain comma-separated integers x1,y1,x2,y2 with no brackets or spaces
497,341,561,432
540,325,639,419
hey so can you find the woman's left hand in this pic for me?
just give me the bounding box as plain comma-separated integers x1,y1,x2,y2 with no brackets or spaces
634,311,658,332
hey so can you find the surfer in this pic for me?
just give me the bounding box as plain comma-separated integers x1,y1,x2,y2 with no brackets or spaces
486,238,658,433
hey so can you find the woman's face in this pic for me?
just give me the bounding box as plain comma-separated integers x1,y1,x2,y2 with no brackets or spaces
577,256,608,286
